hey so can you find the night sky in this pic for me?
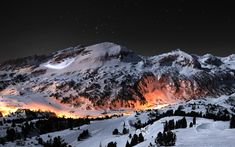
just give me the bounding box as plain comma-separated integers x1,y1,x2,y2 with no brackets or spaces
0,0,235,63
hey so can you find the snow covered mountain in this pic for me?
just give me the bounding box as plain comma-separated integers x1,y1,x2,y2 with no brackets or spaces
0,42,235,117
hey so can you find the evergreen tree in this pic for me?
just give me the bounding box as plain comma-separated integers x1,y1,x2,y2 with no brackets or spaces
77,129,90,141
6,128,16,141
52,136,68,147
99,142,102,147
44,136,68,147
163,121,168,132
107,141,117,147
123,128,129,134
112,128,119,135
182,117,187,128
193,116,196,125
168,119,175,130
130,134,139,146
165,131,176,146
125,141,131,147
11,120,16,127
0,138,6,145
189,122,193,127
156,132,163,146
37,137,43,145
230,115,235,128
138,133,144,142
155,131,176,146
22,121,30,140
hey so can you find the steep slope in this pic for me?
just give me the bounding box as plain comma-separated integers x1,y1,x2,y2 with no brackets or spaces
0,42,235,116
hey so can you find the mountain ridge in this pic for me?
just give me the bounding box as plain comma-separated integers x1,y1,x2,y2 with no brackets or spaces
0,42,235,116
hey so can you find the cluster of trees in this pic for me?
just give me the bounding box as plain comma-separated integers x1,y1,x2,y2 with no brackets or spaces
107,141,117,147
204,110,230,121
37,136,70,147
107,133,144,147
135,105,230,132
126,133,144,147
0,127,22,145
155,131,176,146
0,109,123,145
163,117,191,132
0,116,90,145
77,130,90,141
35,117,90,134
112,127,129,135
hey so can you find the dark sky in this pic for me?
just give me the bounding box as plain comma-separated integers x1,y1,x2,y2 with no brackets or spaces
0,0,235,63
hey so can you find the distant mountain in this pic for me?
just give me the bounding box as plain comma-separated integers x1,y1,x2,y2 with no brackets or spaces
0,42,235,116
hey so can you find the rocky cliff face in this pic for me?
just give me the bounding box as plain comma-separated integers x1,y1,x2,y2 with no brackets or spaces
0,42,235,111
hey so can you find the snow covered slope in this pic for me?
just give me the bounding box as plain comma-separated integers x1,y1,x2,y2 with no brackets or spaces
2,93,235,147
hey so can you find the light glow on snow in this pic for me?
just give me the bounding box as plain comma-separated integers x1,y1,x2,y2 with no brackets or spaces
44,58,75,70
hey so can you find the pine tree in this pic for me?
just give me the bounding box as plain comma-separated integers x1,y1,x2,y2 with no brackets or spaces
189,122,193,127
11,120,16,127
6,128,16,142
168,119,175,130
123,127,129,134
125,141,131,147
155,132,163,145
138,133,144,142
99,142,102,147
112,128,119,135
155,131,176,146
166,131,176,146
193,116,196,125
230,115,235,128
107,141,117,147
52,136,68,147
131,134,139,146
182,117,187,128
163,121,168,132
